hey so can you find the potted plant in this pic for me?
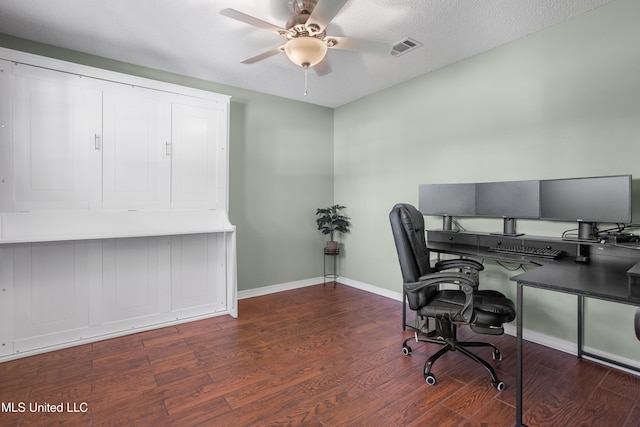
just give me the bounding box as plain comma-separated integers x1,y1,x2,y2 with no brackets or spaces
315,204,350,254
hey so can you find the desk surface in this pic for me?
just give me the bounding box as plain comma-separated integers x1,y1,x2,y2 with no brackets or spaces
511,257,638,305
427,230,640,305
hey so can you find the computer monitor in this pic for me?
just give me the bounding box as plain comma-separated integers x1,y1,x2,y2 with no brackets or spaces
540,175,632,240
475,180,540,236
418,183,475,231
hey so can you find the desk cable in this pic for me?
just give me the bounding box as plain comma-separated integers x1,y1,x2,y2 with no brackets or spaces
485,258,529,272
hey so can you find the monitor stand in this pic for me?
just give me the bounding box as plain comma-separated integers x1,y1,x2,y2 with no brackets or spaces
561,221,598,243
577,221,597,241
442,215,459,232
490,217,524,237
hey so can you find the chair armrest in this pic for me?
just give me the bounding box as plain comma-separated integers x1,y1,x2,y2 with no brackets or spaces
406,272,476,292
432,258,483,288
405,272,476,323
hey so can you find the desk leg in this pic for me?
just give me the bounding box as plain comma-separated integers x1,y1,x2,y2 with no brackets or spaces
516,281,526,427
577,295,584,358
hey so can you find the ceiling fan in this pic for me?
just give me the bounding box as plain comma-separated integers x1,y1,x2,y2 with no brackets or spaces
220,0,392,77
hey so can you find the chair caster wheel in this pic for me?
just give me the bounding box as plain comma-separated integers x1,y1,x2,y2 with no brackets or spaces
402,346,412,355
492,381,505,391
425,374,436,385
493,349,502,361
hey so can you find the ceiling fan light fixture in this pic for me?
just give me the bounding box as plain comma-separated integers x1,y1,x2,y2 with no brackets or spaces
291,0,318,16
284,36,327,68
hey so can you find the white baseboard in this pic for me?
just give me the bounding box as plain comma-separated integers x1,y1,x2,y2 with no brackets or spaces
240,276,640,373
237,277,324,300
503,324,577,355
503,323,640,374
337,277,404,302
581,347,640,374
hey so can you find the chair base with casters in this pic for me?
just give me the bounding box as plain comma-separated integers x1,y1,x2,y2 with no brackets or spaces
402,317,505,390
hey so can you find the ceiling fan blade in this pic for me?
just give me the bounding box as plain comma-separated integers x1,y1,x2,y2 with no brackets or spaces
307,0,349,33
220,8,286,34
313,58,332,76
240,47,283,64
326,36,392,55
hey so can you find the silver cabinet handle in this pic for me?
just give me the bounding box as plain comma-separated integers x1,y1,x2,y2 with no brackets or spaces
165,141,171,156
94,134,101,151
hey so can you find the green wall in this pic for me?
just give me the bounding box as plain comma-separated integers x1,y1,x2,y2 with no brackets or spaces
0,34,335,292
334,0,640,361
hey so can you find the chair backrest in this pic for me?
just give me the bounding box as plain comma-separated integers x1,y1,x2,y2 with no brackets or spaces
389,203,435,284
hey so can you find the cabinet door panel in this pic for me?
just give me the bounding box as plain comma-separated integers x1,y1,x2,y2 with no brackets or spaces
171,102,227,209
12,242,90,352
12,64,102,211
101,237,163,327
102,86,171,210
171,234,226,316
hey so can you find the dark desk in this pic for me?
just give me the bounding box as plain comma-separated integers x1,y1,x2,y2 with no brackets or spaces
425,230,640,427
512,257,640,427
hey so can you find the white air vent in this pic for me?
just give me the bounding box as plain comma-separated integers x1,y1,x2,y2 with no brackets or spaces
391,37,422,57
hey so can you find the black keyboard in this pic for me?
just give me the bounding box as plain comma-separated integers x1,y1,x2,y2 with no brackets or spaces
488,245,563,259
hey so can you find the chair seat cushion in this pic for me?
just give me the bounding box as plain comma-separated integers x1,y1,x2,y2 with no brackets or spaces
418,289,516,330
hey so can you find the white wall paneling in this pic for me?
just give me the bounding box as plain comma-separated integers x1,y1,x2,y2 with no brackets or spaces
0,47,236,362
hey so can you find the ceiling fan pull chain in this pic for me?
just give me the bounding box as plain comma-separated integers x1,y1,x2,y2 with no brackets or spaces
304,64,308,96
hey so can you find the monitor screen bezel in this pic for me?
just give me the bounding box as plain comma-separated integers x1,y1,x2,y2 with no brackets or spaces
475,180,540,219
539,175,632,223
418,183,476,217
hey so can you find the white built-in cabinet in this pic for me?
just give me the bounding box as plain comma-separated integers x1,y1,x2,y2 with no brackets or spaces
0,48,236,361
5,62,228,213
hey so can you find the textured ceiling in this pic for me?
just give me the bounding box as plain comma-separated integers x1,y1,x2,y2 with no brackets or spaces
0,0,612,108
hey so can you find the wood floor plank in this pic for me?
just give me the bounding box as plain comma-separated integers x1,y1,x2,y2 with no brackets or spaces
462,398,516,427
572,387,635,427
406,404,466,427
316,378,413,427
442,375,505,418
378,375,464,425
623,405,640,427
223,365,322,408
162,381,233,415
1,283,638,427
524,392,584,426
195,389,299,426
92,401,167,427
600,367,640,397
165,396,231,425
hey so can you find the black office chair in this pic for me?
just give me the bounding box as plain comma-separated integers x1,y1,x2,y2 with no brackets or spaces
389,203,516,390
635,308,640,341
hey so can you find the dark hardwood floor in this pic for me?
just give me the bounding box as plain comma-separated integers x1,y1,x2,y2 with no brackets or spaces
1,283,639,426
